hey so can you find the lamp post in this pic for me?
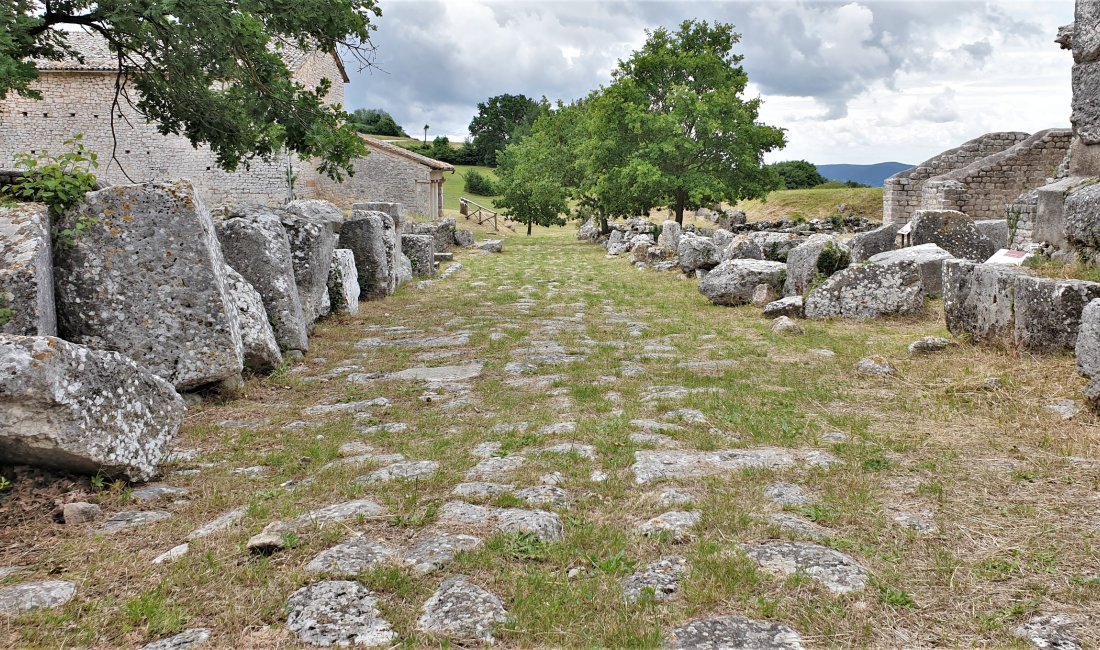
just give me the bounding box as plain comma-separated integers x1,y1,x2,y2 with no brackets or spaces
423,124,429,143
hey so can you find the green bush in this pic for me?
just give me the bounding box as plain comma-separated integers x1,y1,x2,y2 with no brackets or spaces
816,241,850,277
2,135,98,216
464,170,499,196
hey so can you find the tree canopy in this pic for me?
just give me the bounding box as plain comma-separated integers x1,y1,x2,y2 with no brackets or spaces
493,102,573,235
1,0,381,180
347,108,407,137
769,160,827,189
467,93,541,166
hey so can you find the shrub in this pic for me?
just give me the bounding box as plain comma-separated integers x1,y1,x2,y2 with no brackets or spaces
816,241,850,277
464,170,499,196
2,135,98,216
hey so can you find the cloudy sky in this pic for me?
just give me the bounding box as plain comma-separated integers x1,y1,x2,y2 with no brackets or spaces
344,0,1075,165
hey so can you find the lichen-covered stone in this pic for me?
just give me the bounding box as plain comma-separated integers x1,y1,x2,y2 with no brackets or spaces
214,204,308,354
416,576,508,642
1076,299,1100,410
804,261,924,320
975,219,1010,250
720,234,764,262
413,218,457,253
632,448,837,484
783,234,848,296
0,580,76,614
0,335,184,481
327,249,360,315
869,243,955,295
663,615,805,650
454,229,475,247
638,511,701,541
285,580,396,647
224,265,281,373
54,181,243,390
910,209,996,262
1074,60,1100,147
657,220,681,251
340,211,390,300
678,232,720,273
402,234,436,278
699,259,787,306
281,200,342,329
942,260,1032,342
747,232,805,262
1063,181,1100,253
623,555,687,603
770,316,803,335
476,239,503,253
0,203,56,336
1013,276,1100,352
306,537,396,575
402,533,483,573
140,628,212,650
763,296,804,319
1013,614,1081,650
846,222,897,263
741,540,869,593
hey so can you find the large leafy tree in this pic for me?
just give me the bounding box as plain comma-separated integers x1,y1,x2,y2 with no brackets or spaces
467,93,540,166
493,101,575,235
347,108,407,137
769,160,826,189
0,0,381,179
589,20,786,224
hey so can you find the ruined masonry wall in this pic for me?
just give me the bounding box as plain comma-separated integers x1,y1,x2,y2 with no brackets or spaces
0,52,346,208
919,129,1073,221
883,132,1029,225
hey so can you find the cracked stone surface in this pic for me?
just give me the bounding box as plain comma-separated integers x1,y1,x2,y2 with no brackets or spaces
663,615,806,649
1012,614,1080,650
452,482,514,499
386,363,484,382
293,500,384,528
623,555,688,603
99,510,172,534
306,537,397,575
416,576,508,643
304,398,390,416
402,533,483,573
465,455,525,479
140,628,212,650
0,580,76,614
741,541,869,594
638,511,701,541
765,483,812,507
768,513,831,540
515,485,570,506
356,460,439,483
130,484,189,502
528,442,597,459
632,449,839,484
285,580,396,647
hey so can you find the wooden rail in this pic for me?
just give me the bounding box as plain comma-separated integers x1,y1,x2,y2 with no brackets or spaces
459,197,515,232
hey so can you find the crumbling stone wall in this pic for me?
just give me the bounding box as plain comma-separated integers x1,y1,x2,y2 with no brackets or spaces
883,132,1029,225
919,128,1073,221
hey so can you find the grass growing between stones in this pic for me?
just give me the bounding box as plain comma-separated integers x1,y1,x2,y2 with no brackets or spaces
2,223,1098,648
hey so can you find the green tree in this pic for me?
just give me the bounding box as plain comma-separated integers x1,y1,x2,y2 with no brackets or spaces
347,108,407,137
586,20,786,224
493,104,573,236
468,93,541,166
1,0,381,180
769,160,826,189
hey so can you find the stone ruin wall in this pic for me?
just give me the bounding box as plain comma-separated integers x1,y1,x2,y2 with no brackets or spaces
919,128,1073,222
0,51,346,208
882,132,1029,226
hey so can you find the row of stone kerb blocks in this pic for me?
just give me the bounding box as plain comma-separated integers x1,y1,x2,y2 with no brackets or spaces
0,179,422,482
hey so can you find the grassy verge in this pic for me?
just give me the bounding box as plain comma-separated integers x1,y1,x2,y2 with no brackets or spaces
734,188,883,222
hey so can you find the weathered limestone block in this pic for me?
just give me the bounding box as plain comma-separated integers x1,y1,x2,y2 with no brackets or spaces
576,218,599,242
328,249,361,315
763,296,804,319
414,218,457,253
0,335,185,481
224,266,281,373
698,259,786,306
1063,182,1100,254
354,202,404,228
678,232,720,273
911,210,996,262
1075,0,1100,64
454,229,475,247
1013,276,1100,352
869,244,955,295
1074,60,1100,146
54,181,243,391
214,205,308,354
395,251,413,287
657,220,681,251
975,219,1010,250
804,261,924,320
0,203,55,336
783,234,849,296
846,222,897,263
476,239,503,253
721,235,764,262
712,229,734,251
282,200,342,329
402,234,436,278
747,232,806,262
1076,299,1100,408
942,260,1031,342
341,210,390,300
1033,177,1093,251
606,230,628,256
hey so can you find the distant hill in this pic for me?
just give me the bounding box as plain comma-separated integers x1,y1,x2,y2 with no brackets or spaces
816,162,912,188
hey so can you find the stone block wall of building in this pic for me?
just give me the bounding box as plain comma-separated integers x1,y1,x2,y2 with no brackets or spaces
311,139,449,219
918,128,1073,221
0,51,347,209
883,132,1030,225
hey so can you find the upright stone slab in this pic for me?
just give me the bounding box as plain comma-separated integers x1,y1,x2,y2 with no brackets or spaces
0,335,186,481
1073,0,1100,145
942,260,1031,342
1063,182,1100,255
214,205,309,354
657,220,681,251
224,266,282,373
804,261,924,320
698,259,787,306
1077,299,1100,408
0,203,56,336
402,234,436,278
783,234,849,296
677,232,720,273
910,209,996,262
1013,276,1100,352
414,218,457,253
869,244,955,295
846,222,897,263
53,181,243,390
975,219,1010,250
282,200,342,329
341,211,390,300
721,235,764,261
328,249,361,316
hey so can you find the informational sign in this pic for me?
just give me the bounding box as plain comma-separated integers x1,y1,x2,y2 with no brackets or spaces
985,249,1033,266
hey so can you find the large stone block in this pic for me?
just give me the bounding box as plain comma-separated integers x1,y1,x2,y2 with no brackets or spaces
0,203,55,336
1076,298,1100,408
328,249,361,315
698,259,786,306
720,235,763,262
746,232,806,262
846,223,897,263
1075,0,1100,64
401,234,436,278
224,266,282,374
214,205,308,354
804,261,924,321
1073,60,1100,145
657,220,681,251
454,229,475,247
341,211,390,300
1013,276,1100,352
783,234,848,296
911,210,996,262
413,218,456,253
678,233,720,273
869,244,955,295
0,335,185,481
282,200,342,329
942,260,1031,342
1063,181,1100,253
54,181,243,391
974,220,1010,250
354,202,404,230
1033,177,1092,251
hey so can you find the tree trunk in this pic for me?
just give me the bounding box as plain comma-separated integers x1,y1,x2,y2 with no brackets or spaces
598,216,609,235
527,220,532,236
674,190,687,225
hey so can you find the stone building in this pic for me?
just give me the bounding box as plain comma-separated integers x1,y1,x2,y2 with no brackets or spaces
0,33,452,218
